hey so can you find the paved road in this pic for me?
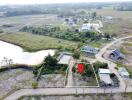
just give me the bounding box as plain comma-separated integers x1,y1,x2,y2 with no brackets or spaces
4,36,132,100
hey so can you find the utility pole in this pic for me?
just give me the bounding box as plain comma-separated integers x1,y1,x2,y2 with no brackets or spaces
76,88,78,96
96,87,98,99
83,88,85,97
124,78,129,100
110,86,113,99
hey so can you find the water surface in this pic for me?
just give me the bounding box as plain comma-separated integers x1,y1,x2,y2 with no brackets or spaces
0,41,55,66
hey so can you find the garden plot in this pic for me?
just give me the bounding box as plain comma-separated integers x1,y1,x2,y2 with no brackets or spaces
72,63,99,87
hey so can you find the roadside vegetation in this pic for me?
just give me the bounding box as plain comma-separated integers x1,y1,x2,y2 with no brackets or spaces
93,61,108,73
18,93,132,100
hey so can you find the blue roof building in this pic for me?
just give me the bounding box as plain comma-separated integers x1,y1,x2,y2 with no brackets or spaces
110,49,124,60
81,46,100,54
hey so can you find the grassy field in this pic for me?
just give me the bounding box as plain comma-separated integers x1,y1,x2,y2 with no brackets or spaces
0,33,78,51
0,14,63,32
101,19,132,36
92,9,132,19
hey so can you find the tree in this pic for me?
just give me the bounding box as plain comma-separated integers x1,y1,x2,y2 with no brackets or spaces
0,30,3,33
93,61,108,73
73,51,80,59
91,12,97,19
44,55,57,67
104,33,111,40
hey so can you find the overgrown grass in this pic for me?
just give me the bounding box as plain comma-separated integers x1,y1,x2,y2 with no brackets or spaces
125,42,132,46
0,33,78,52
120,46,128,55
115,61,123,67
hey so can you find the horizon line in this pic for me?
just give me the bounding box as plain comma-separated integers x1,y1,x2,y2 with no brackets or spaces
0,1,131,6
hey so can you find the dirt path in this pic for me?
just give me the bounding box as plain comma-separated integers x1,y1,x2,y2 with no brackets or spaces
66,58,75,87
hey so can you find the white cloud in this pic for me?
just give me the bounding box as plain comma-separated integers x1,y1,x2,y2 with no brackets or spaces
0,0,131,5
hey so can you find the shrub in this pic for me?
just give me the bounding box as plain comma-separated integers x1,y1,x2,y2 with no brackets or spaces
32,81,38,89
0,30,3,33
93,61,108,73
73,51,80,59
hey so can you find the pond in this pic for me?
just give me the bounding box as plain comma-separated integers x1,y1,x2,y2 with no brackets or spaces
0,40,55,66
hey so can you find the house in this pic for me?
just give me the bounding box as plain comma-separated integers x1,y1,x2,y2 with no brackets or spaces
118,67,130,78
57,52,72,65
79,23,92,32
99,68,113,85
65,18,76,26
81,46,100,54
109,49,124,61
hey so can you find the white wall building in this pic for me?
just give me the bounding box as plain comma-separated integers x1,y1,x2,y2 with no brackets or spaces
99,68,113,85
57,52,72,65
118,67,130,78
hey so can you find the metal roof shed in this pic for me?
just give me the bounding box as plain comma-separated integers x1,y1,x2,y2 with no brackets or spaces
99,68,111,74
118,67,130,78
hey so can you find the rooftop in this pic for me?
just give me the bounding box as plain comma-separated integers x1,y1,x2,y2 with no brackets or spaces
99,68,111,74
99,74,112,84
118,67,130,77
57,53,72,65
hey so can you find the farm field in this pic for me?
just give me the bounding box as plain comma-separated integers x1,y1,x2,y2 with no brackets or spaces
0,14,63,32
101,19,132,37
0,33,78,51
92,9,132,19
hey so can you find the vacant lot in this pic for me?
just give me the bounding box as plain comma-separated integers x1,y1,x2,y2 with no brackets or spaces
0,69,33,99
0,33,78,51
0,69,65,99
120,38,132,76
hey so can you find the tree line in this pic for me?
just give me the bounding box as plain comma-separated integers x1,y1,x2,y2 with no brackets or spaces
20,26,113,43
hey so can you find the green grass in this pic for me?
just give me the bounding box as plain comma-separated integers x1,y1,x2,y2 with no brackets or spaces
92,9,132,19
0,33,78,52
89,39,109,48
120,47,128,55
115,61,123,67
125,42,132,46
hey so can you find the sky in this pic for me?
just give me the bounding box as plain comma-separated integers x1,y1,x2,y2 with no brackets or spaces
0,0,131,5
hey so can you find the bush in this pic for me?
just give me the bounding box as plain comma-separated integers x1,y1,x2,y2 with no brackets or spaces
0,30,3,33
73,51,80,59
93,61,108,73
32,81,38,89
